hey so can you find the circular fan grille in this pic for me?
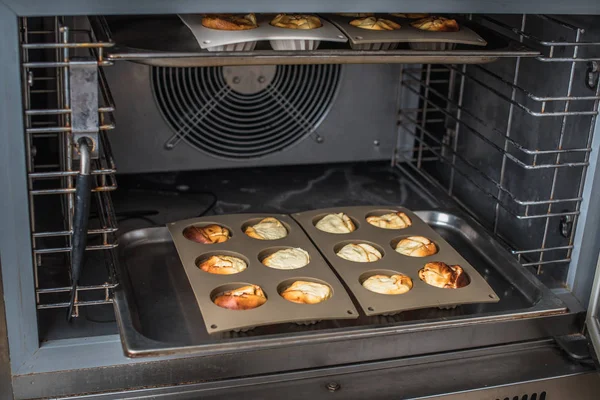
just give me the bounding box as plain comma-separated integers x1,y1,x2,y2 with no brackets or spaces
152,64,341,159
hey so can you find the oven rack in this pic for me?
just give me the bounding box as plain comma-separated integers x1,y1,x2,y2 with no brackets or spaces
21,16,119,316
397,14,600,273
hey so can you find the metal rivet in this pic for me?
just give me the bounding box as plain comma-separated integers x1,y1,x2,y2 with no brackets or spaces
338,35,345,39
368,307,374,311
347,310,353,314
232,76,241,84
355,36,363,40
176,184,190,192
257,76,266,83
326,382,341,392
211,324,217,329
373,140,380,147
203,40,211,44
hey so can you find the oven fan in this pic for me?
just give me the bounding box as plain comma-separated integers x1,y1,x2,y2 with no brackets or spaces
151,64,341,159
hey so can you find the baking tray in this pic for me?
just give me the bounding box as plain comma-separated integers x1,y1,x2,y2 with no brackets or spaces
166,214,358,333
99,16,540,67
179,14,347,51
325,14,486,50
114,210,571,358
293,206,499,316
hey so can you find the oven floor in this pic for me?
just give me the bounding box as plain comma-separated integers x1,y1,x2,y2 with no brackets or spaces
40,162,439,341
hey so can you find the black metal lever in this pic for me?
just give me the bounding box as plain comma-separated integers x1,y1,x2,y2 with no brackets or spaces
67,138,93,321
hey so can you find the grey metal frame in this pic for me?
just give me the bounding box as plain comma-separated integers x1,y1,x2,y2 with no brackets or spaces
2,1,600,399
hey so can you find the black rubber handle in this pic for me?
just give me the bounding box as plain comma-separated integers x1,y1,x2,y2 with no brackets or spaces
67,167,93,321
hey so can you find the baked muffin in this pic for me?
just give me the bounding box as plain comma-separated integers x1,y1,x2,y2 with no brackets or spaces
366,212,412,229
183,224,231,244
336,243,382,262
244,217,288,240
280,281,331,304
315,213,356,234
362,274,413,294
262,248,310,270
419,262,469,289
350,17,401,31
213,284,267,310
270,14,322,29
390,13,429,19
411,16,459,32
395,236,437,257
198,255,247,274
201,13,258,30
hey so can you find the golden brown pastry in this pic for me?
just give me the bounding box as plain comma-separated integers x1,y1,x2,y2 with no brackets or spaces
244,217,287,240
280,281,331,304
315,213,356,234
419,262,469,289
395,236,437,257
262,248,310,270
366,212,412,229
391,13,429,19
350,17,401,31
198,255,247,275
362,274,413,294
336,243,382,262
213,284,267,310
183,224,231,244
201,14,258,31
411,16,459,32
338,13,374,17
270,14,322,30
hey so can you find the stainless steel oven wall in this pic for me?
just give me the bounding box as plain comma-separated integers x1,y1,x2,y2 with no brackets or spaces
105,62,401,173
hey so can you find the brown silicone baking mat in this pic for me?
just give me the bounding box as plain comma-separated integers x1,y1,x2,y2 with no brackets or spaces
292,206,499,316
167,214,358,333
325,14,487,48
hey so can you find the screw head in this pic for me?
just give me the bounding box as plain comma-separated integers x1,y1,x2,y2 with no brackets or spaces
373,140,380,147
232,76,241,84
326,382,341,392
355,36,363,40
257,76,266,83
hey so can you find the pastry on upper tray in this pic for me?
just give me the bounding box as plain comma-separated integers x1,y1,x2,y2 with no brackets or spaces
244,217,288,240
411,16,459,32
270,14,322,29
419,262,469,289
280,280,332,304
362,274,413,294
350,17,401,31
390,13,429,19
315,213,356,234
336,243,382,262
213,284,267,310
395,236,437,257
198,255,247,274
366,212,412,229
262,248,310,270
201,13,258,30
183,224,231,244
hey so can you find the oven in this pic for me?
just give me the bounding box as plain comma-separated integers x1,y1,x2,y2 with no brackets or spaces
2,2,600,399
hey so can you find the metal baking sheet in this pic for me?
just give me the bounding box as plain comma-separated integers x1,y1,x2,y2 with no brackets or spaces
179,14,347,50
167,214,358,333
325,14,487,47
292,206,499,316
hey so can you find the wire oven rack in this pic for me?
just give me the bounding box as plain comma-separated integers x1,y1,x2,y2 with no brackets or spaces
396,14,600,281
20,16,118,317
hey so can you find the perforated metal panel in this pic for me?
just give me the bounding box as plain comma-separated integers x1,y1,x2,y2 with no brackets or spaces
152,65,341,159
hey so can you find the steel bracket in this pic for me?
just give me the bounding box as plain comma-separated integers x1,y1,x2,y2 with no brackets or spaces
70,59,99,159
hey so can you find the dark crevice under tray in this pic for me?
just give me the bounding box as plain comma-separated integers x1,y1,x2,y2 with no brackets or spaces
114,209,568,357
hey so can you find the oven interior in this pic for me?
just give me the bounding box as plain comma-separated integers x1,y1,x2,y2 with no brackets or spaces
22,14,600,349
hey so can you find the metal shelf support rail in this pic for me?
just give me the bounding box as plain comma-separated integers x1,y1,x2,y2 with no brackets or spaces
20,16,119,316
397,14,600,273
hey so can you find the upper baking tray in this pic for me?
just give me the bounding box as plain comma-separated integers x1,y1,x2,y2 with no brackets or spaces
113,210,568,358
98,16,540,67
